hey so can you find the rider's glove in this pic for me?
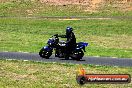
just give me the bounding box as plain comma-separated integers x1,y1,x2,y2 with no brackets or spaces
54,34,58,36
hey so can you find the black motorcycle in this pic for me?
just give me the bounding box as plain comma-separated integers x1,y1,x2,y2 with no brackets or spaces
39,34,88,60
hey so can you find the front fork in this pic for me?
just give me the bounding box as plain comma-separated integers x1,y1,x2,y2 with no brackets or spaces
82,47,86,52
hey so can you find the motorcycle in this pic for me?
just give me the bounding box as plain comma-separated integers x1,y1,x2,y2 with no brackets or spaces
39,34,88,60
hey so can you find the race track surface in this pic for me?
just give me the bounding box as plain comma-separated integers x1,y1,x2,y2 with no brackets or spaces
0,52,132,67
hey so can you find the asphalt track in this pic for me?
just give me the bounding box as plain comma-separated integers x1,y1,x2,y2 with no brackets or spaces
0,16,132,67
0,52,132,67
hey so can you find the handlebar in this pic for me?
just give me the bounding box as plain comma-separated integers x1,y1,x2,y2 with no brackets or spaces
53,34,64,38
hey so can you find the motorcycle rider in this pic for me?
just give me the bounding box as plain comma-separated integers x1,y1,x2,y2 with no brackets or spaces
59,27,76,59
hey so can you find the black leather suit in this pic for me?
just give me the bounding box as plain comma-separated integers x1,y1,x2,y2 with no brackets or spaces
60,32,76,59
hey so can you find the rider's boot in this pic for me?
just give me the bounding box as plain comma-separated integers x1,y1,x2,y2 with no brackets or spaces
65,54,69,60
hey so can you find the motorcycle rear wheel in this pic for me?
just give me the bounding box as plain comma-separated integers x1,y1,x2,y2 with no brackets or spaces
71,50,84,61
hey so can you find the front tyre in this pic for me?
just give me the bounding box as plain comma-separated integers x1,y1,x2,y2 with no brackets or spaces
39,48,52,59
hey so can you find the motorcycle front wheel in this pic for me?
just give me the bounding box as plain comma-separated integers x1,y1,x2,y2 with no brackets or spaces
39,48,52,59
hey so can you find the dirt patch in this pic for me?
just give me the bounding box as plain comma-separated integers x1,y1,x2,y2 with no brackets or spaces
120,3,132,11
40,0,103,7
40,0,91,5
0,0,9,3
125,6,132,11
40,0,103,12
85,0,104,12
39,0,132,12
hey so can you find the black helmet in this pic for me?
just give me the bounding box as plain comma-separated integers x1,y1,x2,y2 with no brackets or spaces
66,26,73,36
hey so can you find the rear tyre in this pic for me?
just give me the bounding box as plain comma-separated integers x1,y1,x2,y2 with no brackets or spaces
39,48,52,59
71,50,84,61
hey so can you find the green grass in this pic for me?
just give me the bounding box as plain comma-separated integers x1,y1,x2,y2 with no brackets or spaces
0,59,132,88
0,18,132,58
0,0,132,16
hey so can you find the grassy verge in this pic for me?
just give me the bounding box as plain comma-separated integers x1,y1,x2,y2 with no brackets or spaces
0,18,132,58
0,59,132,88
